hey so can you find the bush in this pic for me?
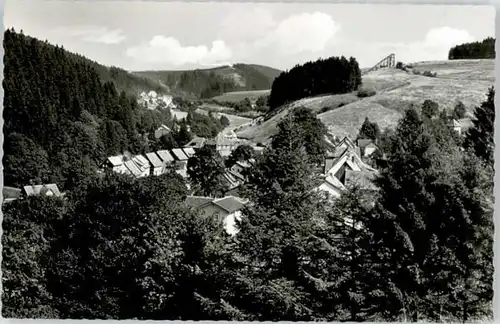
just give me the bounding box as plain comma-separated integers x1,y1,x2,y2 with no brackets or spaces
357,87,377,98
320,106,334,113
423,70,437,77
396,62,404,69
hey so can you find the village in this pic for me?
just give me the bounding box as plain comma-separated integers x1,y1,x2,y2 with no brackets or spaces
3,107,474,236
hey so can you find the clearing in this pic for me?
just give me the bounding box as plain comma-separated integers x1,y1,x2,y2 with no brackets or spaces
236,59,494,142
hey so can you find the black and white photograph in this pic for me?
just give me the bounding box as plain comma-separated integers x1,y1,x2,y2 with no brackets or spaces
1,1,496,321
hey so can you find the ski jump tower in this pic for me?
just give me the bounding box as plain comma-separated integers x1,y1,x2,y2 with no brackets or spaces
363,53,396,75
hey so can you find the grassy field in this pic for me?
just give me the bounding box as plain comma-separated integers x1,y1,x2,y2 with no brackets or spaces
236,59,494,143
211,89,271,102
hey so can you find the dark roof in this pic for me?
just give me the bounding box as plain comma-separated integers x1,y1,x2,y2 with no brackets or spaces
213,196,246,213
3,186,22,199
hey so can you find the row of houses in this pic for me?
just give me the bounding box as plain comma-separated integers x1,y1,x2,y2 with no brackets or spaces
104,147,196,179
3,184,64,205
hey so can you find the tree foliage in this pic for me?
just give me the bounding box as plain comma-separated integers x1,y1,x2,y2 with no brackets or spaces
464,87,495,166
269,56,362,109
448,37,495,60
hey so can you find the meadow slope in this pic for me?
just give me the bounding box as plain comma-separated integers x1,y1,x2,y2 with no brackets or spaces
236,59,494,142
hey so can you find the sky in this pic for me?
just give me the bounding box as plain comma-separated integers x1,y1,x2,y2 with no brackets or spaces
4,1,495,72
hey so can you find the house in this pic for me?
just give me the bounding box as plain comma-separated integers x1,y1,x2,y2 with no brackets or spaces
357,139,379,157
171,148,189,162
185,137,207,150
145,152,165,176
316,137,378,199
132,155,151,177
105,155,129,174
154,124,171,139
23,184,62,197
230,159,255,175
124,160,143,178
175,161,188,178
3,186,22,204
450,118,474,136
185,195,248,235
182,147,196,158
156,150,175,165
171,109,188,121
219,129,238,141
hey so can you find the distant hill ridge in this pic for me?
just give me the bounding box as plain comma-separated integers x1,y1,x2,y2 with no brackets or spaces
133,63,282,99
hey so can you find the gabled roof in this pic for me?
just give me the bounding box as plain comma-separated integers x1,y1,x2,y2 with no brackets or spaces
235,160,252,169
182,147,196,158
124,160,142,177
185,137,206,148
223,171,241,189
145,152,163,168
213,196,246,213
185,196,214,209
157,124,171,132
108,155,125,166
171,148,188,161
157,150,174,163
23,184,61,197
133,155,149,169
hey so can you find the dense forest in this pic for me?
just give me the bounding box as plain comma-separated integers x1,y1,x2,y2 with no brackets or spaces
134,63,281,99
2,29,223,191
3,87,494,320
448,37,495,60
268,56,362,110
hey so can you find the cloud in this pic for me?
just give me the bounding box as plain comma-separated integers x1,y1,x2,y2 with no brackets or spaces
220,7,276,41
126,36,232,67
259,12,340,54
364,27,475,64
52,26,126,44
424,26,474,47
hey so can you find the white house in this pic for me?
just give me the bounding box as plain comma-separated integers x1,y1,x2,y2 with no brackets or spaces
171,109,188,121
132,155,151,177
23,184,62,197
156,150,175,165
185,195,247,235
182,147,196,158
106,155,130,174
124,160,143,178
154,125,171,139
145,152,165,176
171,148,189,162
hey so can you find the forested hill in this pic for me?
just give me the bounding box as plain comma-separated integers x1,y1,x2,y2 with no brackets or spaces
133,63,282,99
3,29,168,96
3,28,174,191
448,37,495,60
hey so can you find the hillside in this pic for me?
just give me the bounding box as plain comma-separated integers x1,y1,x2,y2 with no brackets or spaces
133,63,281,99
5,30,168,97
236,59,494,143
